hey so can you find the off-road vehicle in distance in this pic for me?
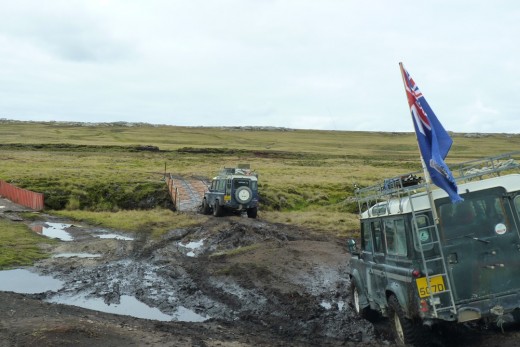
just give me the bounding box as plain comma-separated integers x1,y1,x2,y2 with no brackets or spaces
347,152,520,346
202,164,258,218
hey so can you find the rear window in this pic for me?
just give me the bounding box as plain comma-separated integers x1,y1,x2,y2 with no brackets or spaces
234,178,257,190
438,190,509,242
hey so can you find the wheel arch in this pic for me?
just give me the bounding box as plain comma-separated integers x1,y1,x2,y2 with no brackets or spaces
385,281,413,318
350,271,369,309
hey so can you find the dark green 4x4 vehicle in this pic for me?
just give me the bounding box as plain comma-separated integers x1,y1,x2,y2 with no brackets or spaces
348,152,520,346
202,165,258,218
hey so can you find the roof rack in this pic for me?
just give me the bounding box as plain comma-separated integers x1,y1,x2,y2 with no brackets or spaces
355,151,520,214
219,164,258,177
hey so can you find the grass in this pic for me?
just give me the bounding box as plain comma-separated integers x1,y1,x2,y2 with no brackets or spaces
0,219,56,269
210,244,263,258
1,120,519,242
51,209,206,238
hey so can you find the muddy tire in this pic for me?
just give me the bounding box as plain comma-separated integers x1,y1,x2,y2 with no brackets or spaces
388,295,425,346
246,207,257,218
213,201,224,217
350,281,379,322
202,199,211,215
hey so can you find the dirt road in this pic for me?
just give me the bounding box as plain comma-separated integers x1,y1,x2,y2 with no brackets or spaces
2,211,520,346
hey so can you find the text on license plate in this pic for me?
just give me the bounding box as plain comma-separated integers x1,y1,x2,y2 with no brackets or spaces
416,275,445,298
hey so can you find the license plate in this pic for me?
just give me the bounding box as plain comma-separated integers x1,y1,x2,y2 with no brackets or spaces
416,275,446,298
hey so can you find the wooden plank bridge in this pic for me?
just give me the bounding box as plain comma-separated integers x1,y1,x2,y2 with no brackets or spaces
164,174,209,212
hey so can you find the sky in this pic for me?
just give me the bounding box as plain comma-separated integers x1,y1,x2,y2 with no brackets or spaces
0,0,519,133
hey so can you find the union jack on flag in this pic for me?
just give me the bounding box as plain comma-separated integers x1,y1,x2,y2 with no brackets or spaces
399,63,462,203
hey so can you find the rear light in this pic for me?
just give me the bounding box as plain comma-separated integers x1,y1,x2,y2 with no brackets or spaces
420,299,429,313
412,269,422,278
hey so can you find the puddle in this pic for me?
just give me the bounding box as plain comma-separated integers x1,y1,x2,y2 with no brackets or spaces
48,294,172,321
338,301,345,311
320,301,332,310
178,239,205,257
31,223,73,241
52,253,102,258
0,269,63,294
173,305,210,322
320,300,345,311
96,233,134,241
47,294,209,322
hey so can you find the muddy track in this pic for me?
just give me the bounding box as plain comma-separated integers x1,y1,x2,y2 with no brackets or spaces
2,210,520,346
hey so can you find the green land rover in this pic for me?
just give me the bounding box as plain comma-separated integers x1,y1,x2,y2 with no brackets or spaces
347,152,520,346
201,165,258,218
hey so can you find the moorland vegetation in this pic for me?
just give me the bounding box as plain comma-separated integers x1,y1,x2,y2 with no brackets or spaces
1,120,518,267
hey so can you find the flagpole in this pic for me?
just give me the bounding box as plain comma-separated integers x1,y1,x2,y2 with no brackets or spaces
399,62,440,224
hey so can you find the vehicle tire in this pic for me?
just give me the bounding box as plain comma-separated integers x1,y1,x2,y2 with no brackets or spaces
387,295,425,346
246,207,257,218
202,199,211,215
213,201,223,217
235,186,253,204
350,281,379,322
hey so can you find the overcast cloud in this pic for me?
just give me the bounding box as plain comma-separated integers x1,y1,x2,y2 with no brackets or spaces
0,0,519,132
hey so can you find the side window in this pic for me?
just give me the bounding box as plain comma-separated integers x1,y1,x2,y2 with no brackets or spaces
226,179,232,194
413,215,433,252
371,220,384,253
513,195,520,221
385,218,407,256
361,222,373,252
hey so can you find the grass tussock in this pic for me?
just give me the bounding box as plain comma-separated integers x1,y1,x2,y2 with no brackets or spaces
52,209,206,238
0,219,56,269
210,244,262,258
262,210,360,237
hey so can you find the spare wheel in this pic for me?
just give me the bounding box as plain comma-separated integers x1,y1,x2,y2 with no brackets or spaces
235,186,253,204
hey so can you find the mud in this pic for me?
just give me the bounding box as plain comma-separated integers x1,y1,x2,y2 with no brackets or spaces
2,208,520,346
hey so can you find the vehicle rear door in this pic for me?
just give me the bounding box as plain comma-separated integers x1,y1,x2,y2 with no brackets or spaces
437,188,520,301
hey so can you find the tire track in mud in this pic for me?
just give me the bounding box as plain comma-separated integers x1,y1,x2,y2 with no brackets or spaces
26,215,380,345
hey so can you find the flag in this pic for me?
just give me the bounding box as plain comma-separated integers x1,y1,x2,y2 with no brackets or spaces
399,63,463,203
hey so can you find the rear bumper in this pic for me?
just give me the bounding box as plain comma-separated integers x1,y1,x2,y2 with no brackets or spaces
224,200,258,211
433,292,520,322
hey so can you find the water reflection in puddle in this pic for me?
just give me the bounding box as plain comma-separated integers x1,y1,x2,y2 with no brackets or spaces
173,305,209,322
31,223,73,241
97,234,134,241
52,253,102,258
48,294,172,321
30,222,134,241
48,294,209,322
0,269,63,294
320,301,332,310
320,300,345,311
178,239,205,257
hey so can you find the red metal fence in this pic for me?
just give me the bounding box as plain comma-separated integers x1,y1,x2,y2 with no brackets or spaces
0,180,44,210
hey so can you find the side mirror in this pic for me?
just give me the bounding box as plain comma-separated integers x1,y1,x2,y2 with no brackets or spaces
346,238,358,254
